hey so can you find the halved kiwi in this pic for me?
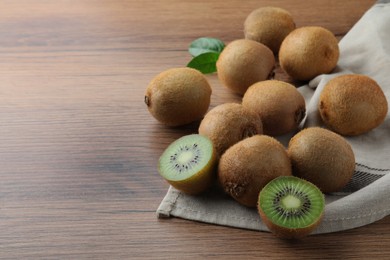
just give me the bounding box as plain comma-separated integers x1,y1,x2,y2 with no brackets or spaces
258,176,325,239
158,134,217,195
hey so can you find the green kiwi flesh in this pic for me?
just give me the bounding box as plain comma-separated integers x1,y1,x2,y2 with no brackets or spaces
158,134,217,195
258,176,325,239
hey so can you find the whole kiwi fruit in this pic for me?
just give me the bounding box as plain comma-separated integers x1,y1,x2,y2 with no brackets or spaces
218,135,292,207
242,80,306,136
319,74,388,136
279,26,339,81
198,103,263,157
145,67,212,126
216,39,275,95
158,134,217,195
258,176,325,239
287,127,355,193
244,6,296,54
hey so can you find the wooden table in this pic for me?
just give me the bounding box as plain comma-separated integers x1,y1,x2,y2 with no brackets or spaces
0,0,388,258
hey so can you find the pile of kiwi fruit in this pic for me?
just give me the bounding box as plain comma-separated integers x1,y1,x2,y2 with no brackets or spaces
145,6,388,239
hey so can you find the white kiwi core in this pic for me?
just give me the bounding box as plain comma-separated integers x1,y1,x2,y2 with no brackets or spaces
282,195,301,209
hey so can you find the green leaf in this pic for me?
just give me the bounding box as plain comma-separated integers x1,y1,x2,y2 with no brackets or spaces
189,37,225,57
187,52,220,74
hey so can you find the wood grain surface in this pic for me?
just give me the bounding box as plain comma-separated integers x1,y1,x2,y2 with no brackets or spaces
0,0,388,259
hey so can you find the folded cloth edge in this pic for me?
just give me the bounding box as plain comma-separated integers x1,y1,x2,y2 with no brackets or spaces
157,173,390,234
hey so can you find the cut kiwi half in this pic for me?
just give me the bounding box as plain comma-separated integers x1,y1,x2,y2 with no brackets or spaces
158,134,217,195
258,176,325,239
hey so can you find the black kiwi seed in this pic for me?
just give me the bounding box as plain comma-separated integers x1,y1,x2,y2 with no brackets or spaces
168,145,202,173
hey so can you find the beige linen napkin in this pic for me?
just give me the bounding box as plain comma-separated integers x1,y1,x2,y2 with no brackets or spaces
157,1,390,234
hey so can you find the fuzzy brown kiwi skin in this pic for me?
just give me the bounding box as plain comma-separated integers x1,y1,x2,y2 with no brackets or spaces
216,39,275,95
242,80,306,136
279,26,339,81
244,6,296,54
319,74,388,136
258,205,324,239
145,67,212,127
218,135,292,207
287,127,355,193
198,103,263,157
